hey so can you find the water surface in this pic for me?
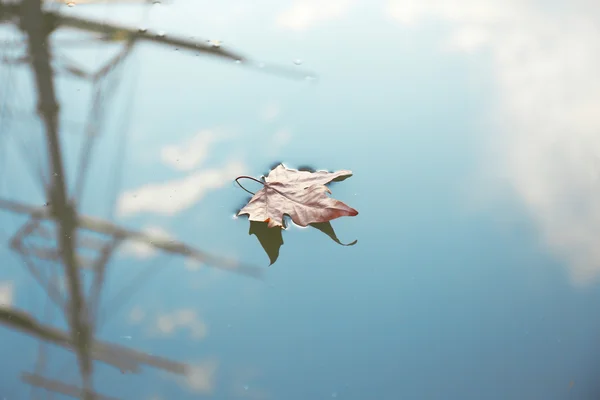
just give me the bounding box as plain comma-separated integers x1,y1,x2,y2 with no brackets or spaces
1,1,600,399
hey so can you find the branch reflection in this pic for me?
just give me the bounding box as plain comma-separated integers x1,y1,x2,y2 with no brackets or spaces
0,1,312,398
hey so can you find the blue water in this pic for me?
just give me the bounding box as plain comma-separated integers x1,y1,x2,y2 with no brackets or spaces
2,1,600,399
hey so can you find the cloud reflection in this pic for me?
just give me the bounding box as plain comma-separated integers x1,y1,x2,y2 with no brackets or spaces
276,0,355,31
0,281,14,306
183,360,218,394
117,161,246,216
151,308,208,340
160,129,229,172
387,0,600,283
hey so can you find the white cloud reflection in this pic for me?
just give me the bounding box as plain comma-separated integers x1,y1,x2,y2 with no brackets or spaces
387,0,600,283
151,308,208,340
276,0,355,31
184,360,218,393
118,123,246,218
117,160,245,217
162,359,217,395
161,129,228,172
0,281,14,306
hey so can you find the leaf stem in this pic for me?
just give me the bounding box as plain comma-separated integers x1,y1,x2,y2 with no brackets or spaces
235,176,265,195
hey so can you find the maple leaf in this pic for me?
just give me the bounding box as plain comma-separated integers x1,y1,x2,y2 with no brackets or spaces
236,164,358,228
235,164,358,264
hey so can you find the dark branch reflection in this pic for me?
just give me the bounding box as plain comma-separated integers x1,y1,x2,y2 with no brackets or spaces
0,1,313,398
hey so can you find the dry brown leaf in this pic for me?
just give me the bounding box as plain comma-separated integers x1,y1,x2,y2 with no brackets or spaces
236,164,358,228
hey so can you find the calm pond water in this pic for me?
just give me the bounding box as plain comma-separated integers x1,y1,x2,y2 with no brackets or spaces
2,0,600,399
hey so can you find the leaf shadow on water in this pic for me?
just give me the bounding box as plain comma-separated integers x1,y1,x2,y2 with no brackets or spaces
248,219,357,266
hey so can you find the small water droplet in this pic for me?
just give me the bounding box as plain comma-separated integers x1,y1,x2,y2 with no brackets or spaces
53,173,58,176
243,385,249,391
293,59,303,65
234,59,242,64
66,1,75,7
156,31,166,38
138,27,148,33
258,62,265,69
227,323,232,328
331,392,338,398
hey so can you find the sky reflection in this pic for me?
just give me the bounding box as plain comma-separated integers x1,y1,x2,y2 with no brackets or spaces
2,0,600,399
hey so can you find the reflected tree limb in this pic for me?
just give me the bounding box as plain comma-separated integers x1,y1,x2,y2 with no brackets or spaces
22,373,121,400
0,1,316,81
21,0,93,394
0,306,191,375
0,198,264,279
